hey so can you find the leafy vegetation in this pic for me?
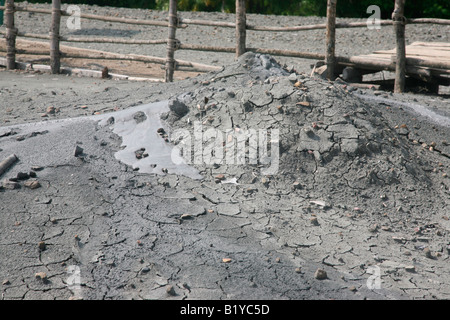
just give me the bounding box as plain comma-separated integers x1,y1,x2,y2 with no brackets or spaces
17,0,450,19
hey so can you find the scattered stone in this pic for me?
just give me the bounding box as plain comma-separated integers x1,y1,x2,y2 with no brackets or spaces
288,73,297,82
294,267,302,274
368,224,379,233
309,200,331,209
166,285,176,296
314,268,327,280
135,148,146,159
133,111,147,124
74,145,84,157
405,266,416,273
214,174,226,183
180,214,192,220
2,279,10,285
348,286,357,292
424,247,434,259
296,101,310,107
222,258,232,263
392,236,407,243
140,267,150,274
16,172,29,180
221,177,238,185
46,106,55,114
310,217,320,226
261,177,269,186
169,99,189,118
38,241,46,251
106,116,115,125
24,180,41,189
2,180,19,190
31,166,44,172
35,272,47,281
292,181,302,190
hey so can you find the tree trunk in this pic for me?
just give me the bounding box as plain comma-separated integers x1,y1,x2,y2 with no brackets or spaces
393,0,406,93
325,0,337,81
165,0,177,82
235,0,246,58
5,0,16,70
50,0,61,74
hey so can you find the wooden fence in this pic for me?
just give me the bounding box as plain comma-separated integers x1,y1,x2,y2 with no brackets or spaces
1,0,449,92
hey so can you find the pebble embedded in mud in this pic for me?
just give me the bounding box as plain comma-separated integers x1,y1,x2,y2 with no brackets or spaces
2,180,20,190
166,285,177,296
310,217,320,226
74,145,84,157
38,241,46,251
24,180,41,189
314,269,328,280
35,272,48,281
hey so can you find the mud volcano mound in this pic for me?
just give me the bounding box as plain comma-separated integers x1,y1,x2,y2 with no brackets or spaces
1,53,448,300
165,52,449,223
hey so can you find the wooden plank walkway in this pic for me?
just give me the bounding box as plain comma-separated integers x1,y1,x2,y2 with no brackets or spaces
336,42,450,90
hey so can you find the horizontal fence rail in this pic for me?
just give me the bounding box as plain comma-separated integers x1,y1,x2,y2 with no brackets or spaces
1,5,449,31
0,0,449,89
0,30,168,44
0,5,185,27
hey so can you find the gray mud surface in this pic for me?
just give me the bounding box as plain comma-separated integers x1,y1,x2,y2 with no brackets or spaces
1,3,450,301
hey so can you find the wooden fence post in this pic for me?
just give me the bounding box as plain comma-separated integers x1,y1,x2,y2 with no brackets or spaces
5,0,16,70
393,0,406,93
235,0,246,58
165,0,177,82
325,0,337,81
50,0,61,74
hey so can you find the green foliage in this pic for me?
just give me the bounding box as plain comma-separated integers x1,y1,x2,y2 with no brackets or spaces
16,0,450,18
334,0,450,20
19,0,157,9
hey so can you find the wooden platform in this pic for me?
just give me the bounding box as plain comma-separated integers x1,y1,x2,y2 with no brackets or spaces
336,42,450,89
